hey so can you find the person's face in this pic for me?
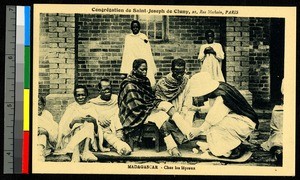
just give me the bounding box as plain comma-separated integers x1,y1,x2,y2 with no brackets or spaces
99,81,112,101
131,22,140,35
134,63,147,77
74,88,88,105
172,65,186,82
38,99,45,116
205,32,214,44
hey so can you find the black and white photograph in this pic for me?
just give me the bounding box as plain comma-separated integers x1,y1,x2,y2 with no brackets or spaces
32,4,296,175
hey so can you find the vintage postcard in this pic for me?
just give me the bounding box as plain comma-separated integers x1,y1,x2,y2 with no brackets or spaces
32,4,296,175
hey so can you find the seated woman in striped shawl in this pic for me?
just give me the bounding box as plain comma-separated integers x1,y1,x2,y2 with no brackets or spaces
118,59,193,157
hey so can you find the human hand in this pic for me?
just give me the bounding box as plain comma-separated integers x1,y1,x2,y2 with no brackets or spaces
155,106,166,112
209,48,216,55
204,48,210,55
73,116,83,121
189,105,201,112
205,47,215,54
98,119,111,128
38,127,48,137
84,115,96,123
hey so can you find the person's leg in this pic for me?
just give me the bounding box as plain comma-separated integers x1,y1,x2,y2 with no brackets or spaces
164,120,188,145
103,129,131,155
80,123,98,162
37,135,47,161
167,106,192,138
57,122,96,154
146,110,181,157
156,101,192,137
98,127,110,152
71,144,80,162
185,110,195,127
81,137,98,162
159,121,181,157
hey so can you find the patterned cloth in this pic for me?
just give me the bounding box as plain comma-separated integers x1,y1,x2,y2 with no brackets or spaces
155,73,194,126
155,73,189,101
118,74,161,135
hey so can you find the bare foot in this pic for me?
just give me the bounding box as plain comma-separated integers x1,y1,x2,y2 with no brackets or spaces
99,146,110,152
196,141,209,152
53,148,72,155
118,147,131,155
117,142,132,155
168,147,182,157
71,153,80,162
71,150,80,163
81,151,97,162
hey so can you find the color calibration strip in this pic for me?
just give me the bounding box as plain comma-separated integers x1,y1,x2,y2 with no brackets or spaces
22,6,30,174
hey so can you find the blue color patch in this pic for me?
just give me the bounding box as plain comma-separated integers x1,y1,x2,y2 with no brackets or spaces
24,6,30,46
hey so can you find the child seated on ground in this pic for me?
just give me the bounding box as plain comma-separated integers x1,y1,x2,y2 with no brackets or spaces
37,96,59,161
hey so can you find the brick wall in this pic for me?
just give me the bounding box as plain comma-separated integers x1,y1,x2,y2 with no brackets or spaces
225,17,250,90
158,16,223,76
225,17,252,105
76,14,130,96
39,14,50,97
249,18,271,104
39,13,75,93
39,13,76,122
77,15,224,96
39,14,273,121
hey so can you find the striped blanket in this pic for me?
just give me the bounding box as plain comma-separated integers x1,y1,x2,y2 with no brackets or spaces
118,74,161,135
155,73,189,101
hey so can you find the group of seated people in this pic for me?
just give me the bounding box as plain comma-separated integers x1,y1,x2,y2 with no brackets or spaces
37,58,259,162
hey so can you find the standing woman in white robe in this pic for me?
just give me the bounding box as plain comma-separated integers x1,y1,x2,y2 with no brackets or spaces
120,20,157,87
198,30,225,82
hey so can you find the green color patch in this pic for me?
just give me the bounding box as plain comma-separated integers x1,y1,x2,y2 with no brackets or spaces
24,46,30,89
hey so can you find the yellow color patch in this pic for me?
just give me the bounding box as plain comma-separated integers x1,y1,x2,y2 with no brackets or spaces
23,89,30,131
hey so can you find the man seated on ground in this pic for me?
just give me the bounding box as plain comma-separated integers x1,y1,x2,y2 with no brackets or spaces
55,85,99,162
155,58,195,126
118,59,193,157
37,96,58,161
89,78,132,155
188,72,259,159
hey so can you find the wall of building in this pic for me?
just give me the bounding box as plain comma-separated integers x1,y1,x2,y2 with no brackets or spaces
38,13,273,122
39,13,76,122
76,14,223,96
249,18,271,104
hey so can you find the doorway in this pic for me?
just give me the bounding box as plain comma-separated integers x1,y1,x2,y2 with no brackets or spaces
270,18,285,104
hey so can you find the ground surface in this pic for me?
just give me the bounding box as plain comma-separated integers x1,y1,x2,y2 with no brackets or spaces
46,108,280,167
